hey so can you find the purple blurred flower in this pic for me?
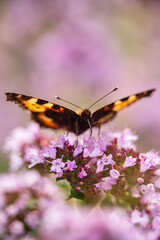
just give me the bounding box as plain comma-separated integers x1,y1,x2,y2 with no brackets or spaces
131,210,149,228
26,147,44,168
0,171,63,239
139,151,160,172
3,122,52,171
38,206,147,240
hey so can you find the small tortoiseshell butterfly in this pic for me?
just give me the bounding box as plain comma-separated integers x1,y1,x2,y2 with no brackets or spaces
5,88,155,136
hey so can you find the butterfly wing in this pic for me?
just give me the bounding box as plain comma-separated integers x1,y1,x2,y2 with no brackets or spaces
5,93,81,134
91,89,155,126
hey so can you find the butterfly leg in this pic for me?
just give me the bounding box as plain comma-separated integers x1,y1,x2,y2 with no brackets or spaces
74,121,79,147
66,131,69,137
98,124,101,139
87,120,92,138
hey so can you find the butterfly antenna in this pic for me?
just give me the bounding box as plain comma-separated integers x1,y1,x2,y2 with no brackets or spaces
55,96,83,110
88,87,119,110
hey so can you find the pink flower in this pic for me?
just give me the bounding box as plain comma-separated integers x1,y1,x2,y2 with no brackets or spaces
95,182,103,190
104,154,115,165
50,159,65,177
90,147,103,158
25,210,40,228
139,154,152,172
131,210,149,228
110,169,120,179
51,134,66,149
83,137,95,151
123,156,137,168
3,122,40,153
113,128,138,150
154,169,160,176
152,216,160,232
83,148,90,158
83,147,103,158
154,178,160,188
96,154,114,173
139,151,160,172
26,147,44,168
78,168,87,178
10,154,23,171
73,145,83,157
137,178,144,184
66,160,77,171
43,144,57,159
9,220,25,235
102,176,117,191
140,183,155,195
96,159,105,173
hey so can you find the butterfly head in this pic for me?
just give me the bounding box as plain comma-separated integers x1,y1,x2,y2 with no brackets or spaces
80,109,91,120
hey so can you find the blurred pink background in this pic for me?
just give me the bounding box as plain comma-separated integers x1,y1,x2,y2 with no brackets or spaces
1,0,160,169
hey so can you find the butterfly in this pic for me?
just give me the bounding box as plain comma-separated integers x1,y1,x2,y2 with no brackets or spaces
5,88,155,136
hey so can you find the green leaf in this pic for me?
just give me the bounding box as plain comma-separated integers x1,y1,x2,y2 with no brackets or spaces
70,189,85,201
56,176,65,182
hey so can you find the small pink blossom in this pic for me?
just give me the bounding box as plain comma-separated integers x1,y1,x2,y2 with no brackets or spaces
96,159,105,173
131,210,149,228
115,128,138,150
83,148,90,158
95,182,103,190
78,168,87,178
43,145,57,159
152,216,160,232
83,137,95,151
104,154,115,165
95,139,106,151
51,134,66,149
9,220,25,235
140,183,155,195
96,154,114,173
50,158,65,177
66,160,77,171
137,178,144,184
3,122,39,153
110,169,120,179
154,178,160,188
139,151,160,173
10,154,23,171
139,154,152,172
73,145,83,157
154,169,160,176
102,177,117,191
25,210,40,228
90,147,103,158
26,147,44,168
123,156,136,168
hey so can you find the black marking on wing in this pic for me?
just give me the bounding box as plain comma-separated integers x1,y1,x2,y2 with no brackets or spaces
92,88,155,126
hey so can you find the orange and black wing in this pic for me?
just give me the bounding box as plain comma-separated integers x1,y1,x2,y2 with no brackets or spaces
91,88,155,126
5,93,81,134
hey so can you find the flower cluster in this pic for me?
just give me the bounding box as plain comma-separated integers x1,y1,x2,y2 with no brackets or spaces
4,123,160,239
0,170,63,240
38,206,147,240
3,123,54,171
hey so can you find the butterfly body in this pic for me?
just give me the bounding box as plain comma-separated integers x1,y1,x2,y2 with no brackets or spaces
5,88,155,136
